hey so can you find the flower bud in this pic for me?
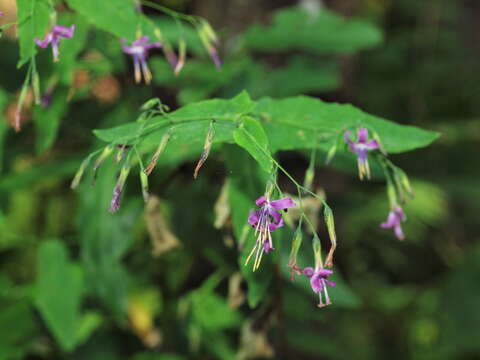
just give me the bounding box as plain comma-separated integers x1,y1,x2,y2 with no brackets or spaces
71,157,91,189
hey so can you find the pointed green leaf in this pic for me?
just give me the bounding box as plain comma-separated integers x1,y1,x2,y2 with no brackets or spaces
233,116,273,173
17,0,53,67
34,240,84,352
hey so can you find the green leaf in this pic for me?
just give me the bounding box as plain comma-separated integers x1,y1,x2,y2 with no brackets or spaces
256,57,340,97
76,159,142,321
34,240,84,352
233,116,273,173
93,92,438,172
65,0,137,40
75,312,103,346
191,291,241,331
190,273,241,330
244,7,383,55
0,300,38,359
17,0,53,67
254,96,439,154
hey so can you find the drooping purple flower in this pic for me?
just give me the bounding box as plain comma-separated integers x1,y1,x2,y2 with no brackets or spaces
0,11,4,16
303,267,336,307
35,25,75,62
121,36,162,84
245,196,296,270
380,205,407,240
344,128,379,180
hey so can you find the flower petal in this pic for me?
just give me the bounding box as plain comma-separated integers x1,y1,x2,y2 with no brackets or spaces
270,197,296,210
35,34,53,48
394,224,405,240
269,218,284,232
255,196,267,206
380,211,397,229
310,274,324,293
325,280,336,287
357,128,369,143
365,139,379,150
303,267,315,277
53,25,75,38
263,241,274,253
248,210,260,227
394,206,406,221
317,269,333,277
267,208,282,224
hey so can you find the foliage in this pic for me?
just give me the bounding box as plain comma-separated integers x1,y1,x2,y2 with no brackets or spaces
0,0,476,359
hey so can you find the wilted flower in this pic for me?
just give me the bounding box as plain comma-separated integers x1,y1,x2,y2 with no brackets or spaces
121,36,162,84
174,39,186,76
246,196,296,270
35,25,75,62
198,21,222,69
344,128,379,180
380,205,407,240
109,166,130,213
303,267,336,307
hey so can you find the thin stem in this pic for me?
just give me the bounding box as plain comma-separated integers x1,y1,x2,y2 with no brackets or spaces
141,0,200,25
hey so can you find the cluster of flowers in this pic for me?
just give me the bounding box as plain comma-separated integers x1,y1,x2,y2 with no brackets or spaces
344,128,407,240
244,127,409,307
29,10,410,309
247,195,336,307
34,21,220,82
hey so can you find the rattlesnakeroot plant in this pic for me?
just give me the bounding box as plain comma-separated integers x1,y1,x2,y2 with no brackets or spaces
4,1,438,310
72,92,437,307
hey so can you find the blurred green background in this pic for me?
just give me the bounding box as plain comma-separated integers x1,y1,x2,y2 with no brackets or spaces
0,0,479,359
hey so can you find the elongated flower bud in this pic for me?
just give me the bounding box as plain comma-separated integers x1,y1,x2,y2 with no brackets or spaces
140,170,149,202
193,121,215,179
174,38,186,76
93,145,114,183
14,84,29,132
110,165,130,212
323,206,337,268
115,144,130,163
145,130,172,176
71,157,91,189
288,226,303,279
198,21,221,69
32,71,41,105
312,234,323,270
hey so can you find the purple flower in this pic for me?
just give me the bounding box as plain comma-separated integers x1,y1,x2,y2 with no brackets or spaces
121,36,162,84
303,267,336,307
344,128,379,180
245,196,296,270
35,25,75,62
0,11,4,16
380,205,407,240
